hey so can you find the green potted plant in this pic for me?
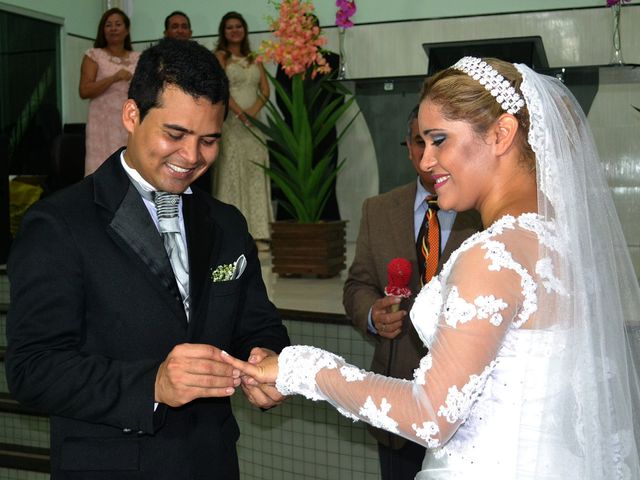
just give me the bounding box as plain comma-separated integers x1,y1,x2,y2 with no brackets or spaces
248,0,359,276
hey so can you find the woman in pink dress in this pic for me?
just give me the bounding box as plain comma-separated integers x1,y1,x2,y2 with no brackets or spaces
79,8,139,176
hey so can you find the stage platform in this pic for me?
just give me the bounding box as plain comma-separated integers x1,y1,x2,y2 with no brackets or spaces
259,242,355,317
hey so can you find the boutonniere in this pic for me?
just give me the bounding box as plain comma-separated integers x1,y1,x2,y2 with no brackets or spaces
211,254,247,282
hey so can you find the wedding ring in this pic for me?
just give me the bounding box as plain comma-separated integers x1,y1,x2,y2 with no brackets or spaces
380,324,385,332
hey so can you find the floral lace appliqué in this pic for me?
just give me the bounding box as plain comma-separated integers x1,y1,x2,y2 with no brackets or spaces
276,345,341,400
481,238,538,328
443,287,476,327
443,288,508,328
340,365,366,382
438,361,497,423
518,213,565,253
482,240,512,272
536,257,567,295
359,396,400,433
413,353,433,385
412,421,441,448
475,295,509,326
517,275,538,327
415,214,558,345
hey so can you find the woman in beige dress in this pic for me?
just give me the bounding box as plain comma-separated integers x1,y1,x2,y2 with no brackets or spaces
213,11,272,250
79,8,139,176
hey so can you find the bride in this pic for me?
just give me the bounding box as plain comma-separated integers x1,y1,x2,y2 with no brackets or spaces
222,57,640,479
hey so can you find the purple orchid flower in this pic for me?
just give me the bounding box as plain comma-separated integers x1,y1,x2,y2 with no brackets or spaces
336,0,356,28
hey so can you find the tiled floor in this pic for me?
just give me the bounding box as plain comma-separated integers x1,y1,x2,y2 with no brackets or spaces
259,242,355,315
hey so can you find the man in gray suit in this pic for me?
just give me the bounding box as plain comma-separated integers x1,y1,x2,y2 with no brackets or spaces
343,105,482,480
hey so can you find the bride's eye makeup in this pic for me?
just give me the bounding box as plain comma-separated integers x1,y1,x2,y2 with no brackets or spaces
430,134,446,146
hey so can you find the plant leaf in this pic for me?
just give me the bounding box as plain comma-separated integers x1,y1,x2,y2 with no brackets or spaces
244,70,359,221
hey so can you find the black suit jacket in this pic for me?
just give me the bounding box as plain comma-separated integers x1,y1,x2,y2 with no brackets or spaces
5,150,290,479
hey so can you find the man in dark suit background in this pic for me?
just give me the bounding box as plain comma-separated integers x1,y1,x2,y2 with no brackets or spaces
343,106,482,480
163,10,192,40
5,38,289,479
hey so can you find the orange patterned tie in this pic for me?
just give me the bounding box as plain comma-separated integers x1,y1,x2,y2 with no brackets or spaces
417,195,440,286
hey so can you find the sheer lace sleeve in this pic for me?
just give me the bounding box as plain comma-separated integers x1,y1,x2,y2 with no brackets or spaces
277,233,534,448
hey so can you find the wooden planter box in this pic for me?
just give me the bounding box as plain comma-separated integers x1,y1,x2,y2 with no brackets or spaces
270,220,347,277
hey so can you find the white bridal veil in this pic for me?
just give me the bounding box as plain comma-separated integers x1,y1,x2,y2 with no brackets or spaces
516,63,640,478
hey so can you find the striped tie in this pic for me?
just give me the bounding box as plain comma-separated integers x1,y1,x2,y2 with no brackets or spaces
154,191,190,319
417,195,440,286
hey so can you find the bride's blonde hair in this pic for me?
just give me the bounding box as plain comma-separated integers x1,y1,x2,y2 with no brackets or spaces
421,58,535,172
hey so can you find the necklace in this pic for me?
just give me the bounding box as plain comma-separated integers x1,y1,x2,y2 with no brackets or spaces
105,49,132,66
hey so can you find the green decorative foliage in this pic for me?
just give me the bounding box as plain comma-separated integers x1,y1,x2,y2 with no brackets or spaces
246,71,359,223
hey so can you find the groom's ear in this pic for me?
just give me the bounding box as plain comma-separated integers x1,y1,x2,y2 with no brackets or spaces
122,99,140,133
493,113,519,157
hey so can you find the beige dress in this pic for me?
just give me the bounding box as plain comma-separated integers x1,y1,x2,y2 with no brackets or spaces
213,55,272,241
84,48,139,176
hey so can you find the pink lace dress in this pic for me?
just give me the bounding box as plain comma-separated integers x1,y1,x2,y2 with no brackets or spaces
83,48,139,176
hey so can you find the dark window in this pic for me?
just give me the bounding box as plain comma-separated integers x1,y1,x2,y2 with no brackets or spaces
1,9,61,175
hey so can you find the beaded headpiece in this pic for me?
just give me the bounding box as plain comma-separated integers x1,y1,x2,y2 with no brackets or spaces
452,56,526,115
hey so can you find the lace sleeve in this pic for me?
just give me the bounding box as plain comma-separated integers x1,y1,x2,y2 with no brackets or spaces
276,240,530,448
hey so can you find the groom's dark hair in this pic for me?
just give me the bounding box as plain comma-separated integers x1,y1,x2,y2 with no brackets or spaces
128,38,229,121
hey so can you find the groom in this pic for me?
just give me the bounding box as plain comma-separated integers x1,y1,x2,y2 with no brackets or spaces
5,38,289,479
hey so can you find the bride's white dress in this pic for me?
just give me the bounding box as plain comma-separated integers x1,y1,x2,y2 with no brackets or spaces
276,213,634,478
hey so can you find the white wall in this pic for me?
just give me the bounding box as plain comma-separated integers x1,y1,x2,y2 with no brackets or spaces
120,0,635,42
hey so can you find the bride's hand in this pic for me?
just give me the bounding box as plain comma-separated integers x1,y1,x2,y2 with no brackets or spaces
221,349,279,384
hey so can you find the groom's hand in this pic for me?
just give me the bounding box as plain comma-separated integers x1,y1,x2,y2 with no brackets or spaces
155,343,241,407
